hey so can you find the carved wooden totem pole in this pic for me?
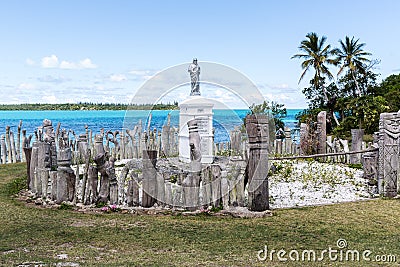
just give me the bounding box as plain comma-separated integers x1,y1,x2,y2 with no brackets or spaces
245,114,269,211
182,119,202,210
56,135,76,204
378,111,400,197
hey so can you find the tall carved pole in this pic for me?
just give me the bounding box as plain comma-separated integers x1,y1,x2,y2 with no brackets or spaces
43,119,57,169
77,134,89,203
94,153,111,204
57,146,76,203
378,111,400,197
246,114,269,211
142,150,157,208
182,119,202,210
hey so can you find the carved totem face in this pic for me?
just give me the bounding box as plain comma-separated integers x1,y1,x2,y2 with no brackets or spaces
257,124,268,139
383,116,400,139
43,126,55,142
245,115,269,143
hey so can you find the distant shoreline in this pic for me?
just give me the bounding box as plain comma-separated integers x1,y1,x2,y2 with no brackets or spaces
0,103,179,111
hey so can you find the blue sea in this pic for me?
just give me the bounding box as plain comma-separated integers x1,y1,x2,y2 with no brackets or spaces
0,109,303,143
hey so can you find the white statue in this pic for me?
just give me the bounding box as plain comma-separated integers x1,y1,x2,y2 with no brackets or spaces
188,58,200,96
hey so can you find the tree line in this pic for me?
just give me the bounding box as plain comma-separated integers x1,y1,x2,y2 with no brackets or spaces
292,32,400,137
0,102,179,111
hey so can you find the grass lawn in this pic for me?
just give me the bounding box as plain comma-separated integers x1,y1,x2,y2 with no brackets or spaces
1,163,400,266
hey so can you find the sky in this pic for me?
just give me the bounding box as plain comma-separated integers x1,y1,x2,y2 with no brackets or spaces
0,0,399,109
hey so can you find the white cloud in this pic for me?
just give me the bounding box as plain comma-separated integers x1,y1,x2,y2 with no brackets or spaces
59,60,77,69
26,58,35,66
102,95,116,103
129,69,156,80
41,55,59,68
79,58,97,69
129,70,150,76
18,83,36,90
59,58,97,69
42,95,58,104
110,74,127,82
39,55,97,69
273,83,290,89
38,75,70,83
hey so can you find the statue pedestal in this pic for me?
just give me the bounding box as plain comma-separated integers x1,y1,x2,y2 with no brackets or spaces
178,96,214,164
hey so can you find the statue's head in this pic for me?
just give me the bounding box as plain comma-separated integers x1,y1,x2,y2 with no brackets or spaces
193,58,197,63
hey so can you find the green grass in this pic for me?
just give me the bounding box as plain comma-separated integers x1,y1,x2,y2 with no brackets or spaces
0,163,400,266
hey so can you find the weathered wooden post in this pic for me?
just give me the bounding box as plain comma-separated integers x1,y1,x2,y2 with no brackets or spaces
201,166,212,207
108,157,118,205
118,164,130,205
120,130,126,160
173,170,185,207
5,126,12,163
210,164,222,208
89,129,93,153
56,146,76,203
0,135,6,164
94,153,111,204
350,129,364,164
362,150,378,189
22,145,32,188
43,119,57,170
21,129,30,162
127,172,140,207
316,111,327,155
221,174,229,210
10,131,17,163
16,120,22,162
0,136,2,164
169,127,177,155
29,143,38,192
49,171,57,201
245,114,269,211
229,159,246,207
142,150,157,208
182,119,202,210
276,139,282,155
94,133,105,156
36,141,51,197
85,166,98,205
230,127,241,155
378,111,400,197
162,124,170,156
284,127,292,154
126,126,138,159
77,134,90,203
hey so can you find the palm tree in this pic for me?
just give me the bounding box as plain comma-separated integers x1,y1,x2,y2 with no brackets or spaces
292,32,339,125
335,36,371,97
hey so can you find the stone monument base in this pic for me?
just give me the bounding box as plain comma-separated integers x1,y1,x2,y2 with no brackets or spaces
178,96,214,164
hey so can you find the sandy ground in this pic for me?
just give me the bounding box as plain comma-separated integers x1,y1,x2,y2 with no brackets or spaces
268,160,371,209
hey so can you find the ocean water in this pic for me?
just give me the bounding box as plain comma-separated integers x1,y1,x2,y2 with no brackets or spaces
0,109,303,143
